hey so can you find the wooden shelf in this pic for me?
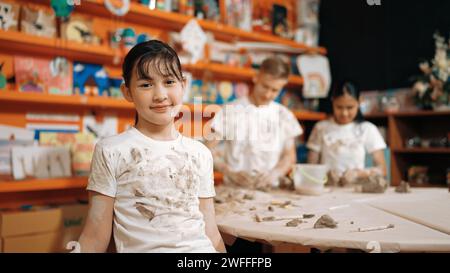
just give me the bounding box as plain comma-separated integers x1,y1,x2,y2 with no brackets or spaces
0,172,223,193
0,90,134,111
293,111,327,121
0,29,115,65
0,30,304,87
365,111,450,119
78,0,326,55
364,112,389,119
409,183,448,188
0,177,87,193
391,110,450,118
393,148,450,154
0,91,325,121
183,62,304,87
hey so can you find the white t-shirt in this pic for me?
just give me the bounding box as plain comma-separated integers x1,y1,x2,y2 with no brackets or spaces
307,119,387,176
87,127,216,253
211,97,303,184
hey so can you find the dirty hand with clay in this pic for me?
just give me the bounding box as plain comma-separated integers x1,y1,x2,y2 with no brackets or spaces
226,169,254,187
255,169,282,189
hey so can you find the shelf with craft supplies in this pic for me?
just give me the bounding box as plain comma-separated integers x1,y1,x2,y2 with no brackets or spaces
389,111,450,187
0,172,224,193
0,29,115,65
72,0,327,55
0,29,305,88
0,90,325,121
183,62,304,88
0,90,134,111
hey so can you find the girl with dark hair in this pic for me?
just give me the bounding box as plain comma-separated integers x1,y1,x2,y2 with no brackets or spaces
307,81,387,183
78,40,225,253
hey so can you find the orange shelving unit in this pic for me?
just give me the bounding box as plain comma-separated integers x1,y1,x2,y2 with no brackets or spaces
0,91,324,122
0,30,115,65
0,177,88,193
0,30,305,88
0,172,224,194
73,0,327,54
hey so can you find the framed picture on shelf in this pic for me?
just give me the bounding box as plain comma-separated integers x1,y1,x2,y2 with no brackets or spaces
20,5,56,38
0,0,20,31
14,56,72,95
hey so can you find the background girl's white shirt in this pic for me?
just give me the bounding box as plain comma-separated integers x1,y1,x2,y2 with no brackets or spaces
307,118,387,176
87,127,216,253
211,97,303,181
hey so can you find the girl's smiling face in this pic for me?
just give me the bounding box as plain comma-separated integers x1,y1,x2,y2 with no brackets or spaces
122,62,185,127
332,93,359,125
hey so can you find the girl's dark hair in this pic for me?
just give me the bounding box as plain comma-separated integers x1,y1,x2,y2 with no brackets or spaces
122,40,183,87
330,81,365,123
122,40,183,125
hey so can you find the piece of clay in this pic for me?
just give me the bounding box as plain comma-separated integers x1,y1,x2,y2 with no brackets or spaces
249,206,256,211
313,214,338,229
303,214,315,219
243,193,254,200
350,221,354,225
395,181,411,193
268,206,274,211
355,175,388,193
327,170,341,186
262,216,276,221
279,176,294,190
286,219,303,227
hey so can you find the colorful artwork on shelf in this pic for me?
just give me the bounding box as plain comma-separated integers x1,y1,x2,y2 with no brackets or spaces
194,0,220,21
224,0,252,31
272,4,288,38
234,82,249,99
40,132,96,176
104,0,130,16
188,79,203,103
61,14,101,45
0,53,14,90
11,145,71,180
50,0,75,19
0,0,20,31
0,125,35,180
14,56,72,95
20,5,56,38
109,78,124,98
73,62,110,96
216,81,235,104
186,78,241,104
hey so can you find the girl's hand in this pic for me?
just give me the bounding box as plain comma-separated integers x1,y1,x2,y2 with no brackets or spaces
226,170,254,187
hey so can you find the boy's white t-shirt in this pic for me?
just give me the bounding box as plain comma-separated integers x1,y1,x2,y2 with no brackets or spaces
306,118,387,176
87,127,216,253
211,97,303,183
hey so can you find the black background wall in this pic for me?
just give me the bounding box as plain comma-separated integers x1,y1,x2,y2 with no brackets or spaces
319,0,449,91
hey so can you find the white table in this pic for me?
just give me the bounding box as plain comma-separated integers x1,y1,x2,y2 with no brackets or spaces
215,186,450,253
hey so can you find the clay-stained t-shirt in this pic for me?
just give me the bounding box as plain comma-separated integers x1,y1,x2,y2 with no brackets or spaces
87,127,216,253
211,96,303,186
307,119,387,176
